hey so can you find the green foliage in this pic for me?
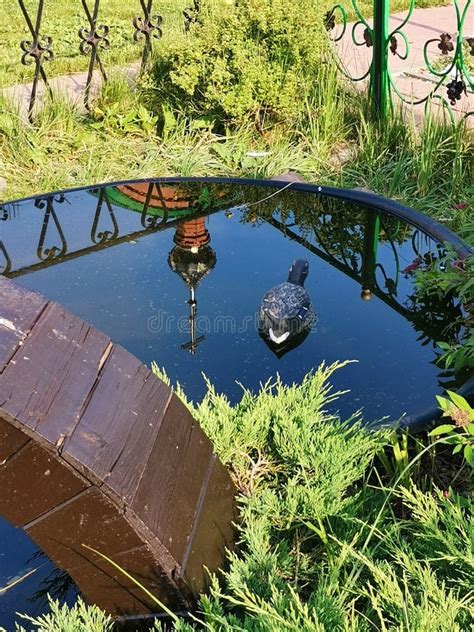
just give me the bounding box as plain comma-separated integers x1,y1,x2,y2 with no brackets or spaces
151,364,474,631
414,207,474,372
9,366,474,630
150,0,330,128
431,390,474,468
339,110,473,220
11,596,113,632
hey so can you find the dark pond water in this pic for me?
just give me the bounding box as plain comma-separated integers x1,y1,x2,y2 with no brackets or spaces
0,179,467,623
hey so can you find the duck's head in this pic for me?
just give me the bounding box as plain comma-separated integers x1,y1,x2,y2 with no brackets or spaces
288,259,309,286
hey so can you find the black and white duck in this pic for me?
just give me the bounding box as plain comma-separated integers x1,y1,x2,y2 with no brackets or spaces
258,259,315,351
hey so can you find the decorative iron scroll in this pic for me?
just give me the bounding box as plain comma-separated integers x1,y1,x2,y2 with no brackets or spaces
14,1,167,119
0,240,12,275
140,182,170,228
90,189,119,244
78,0,110,111
17,0,54,122
35,195,67,261
133,0,163,70
325,0,473,121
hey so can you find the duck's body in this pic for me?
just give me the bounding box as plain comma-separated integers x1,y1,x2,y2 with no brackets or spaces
258,259,315,346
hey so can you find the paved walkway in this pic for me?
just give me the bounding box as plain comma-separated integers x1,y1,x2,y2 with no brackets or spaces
334,4,473,122
2,64,139,119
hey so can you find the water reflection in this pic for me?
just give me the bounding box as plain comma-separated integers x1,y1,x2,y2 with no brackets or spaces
0,433,181,624
0,180,466,397
168,217,217,354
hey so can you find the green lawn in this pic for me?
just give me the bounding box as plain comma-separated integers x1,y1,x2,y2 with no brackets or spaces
0,0,187,88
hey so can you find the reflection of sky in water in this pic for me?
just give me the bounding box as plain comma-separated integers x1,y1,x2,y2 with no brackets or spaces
1,184,454,422
0,517,76,629
0,182,462,624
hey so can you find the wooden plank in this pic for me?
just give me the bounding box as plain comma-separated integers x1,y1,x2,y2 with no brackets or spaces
0,302,111,446
0,416,29,462
63,346,172,500
26,487,144,568
178,458,237,594
131,395,215,565
0,277,48,371
0,441,87,526
58,546,184,615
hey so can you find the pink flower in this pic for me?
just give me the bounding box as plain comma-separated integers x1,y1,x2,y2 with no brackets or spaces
455,202,469,210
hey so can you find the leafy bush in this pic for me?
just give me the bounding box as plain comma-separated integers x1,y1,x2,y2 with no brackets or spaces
10,597,113,632
150,0,330,128
431,390,474,467
414,203,474,372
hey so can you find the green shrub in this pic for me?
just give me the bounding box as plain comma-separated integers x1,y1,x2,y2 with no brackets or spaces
11,596,113,632
10,365,474,630
153,364,473,631
150,0,330,128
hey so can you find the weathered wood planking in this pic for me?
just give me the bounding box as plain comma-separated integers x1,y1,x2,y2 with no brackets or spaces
0,275,237,617
26,488,184,614
0,302,112,445
179,457,237,594
131,395,215,565
0,277,48,371
0,416,29,462
62,345,172,496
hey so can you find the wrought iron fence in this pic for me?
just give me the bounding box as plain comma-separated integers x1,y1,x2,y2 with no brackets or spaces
325,0,473,121
14,0,165,120
9,0,473,124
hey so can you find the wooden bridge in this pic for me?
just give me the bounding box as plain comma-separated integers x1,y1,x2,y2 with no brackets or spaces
0,276,237,617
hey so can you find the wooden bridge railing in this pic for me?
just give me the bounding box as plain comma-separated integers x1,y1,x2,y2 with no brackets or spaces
0,275,237,617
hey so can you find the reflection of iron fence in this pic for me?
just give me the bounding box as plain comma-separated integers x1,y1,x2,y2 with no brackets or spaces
15,0,163,120
267,208,462,351
325,0,473,120
0,183,186,277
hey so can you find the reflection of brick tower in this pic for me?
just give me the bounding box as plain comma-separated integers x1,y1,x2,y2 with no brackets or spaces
174,217,210,253
168,218,216,354
116,183,197,213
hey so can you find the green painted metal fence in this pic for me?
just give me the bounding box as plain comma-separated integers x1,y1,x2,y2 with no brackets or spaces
325,0,473,121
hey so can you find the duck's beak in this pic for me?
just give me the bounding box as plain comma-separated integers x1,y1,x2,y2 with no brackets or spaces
268,328,290,345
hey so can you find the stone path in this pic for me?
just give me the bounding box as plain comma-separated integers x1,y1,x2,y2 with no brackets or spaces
333,4,473,123
2,64,139,119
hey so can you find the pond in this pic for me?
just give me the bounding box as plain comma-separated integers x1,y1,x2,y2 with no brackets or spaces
0,177,470,623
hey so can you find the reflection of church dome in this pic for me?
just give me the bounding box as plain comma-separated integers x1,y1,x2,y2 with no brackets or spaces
168,217,216,286
168,245,216,287
168,217,216,355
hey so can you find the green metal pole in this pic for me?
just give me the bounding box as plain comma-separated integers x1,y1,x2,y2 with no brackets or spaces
360,211,380,300
371,0,390,120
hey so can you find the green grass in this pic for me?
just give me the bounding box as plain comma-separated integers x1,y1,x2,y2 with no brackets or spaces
0,0,187,88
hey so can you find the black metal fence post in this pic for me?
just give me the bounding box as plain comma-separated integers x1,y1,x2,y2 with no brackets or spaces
79,0,110,111
17,0,54,122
